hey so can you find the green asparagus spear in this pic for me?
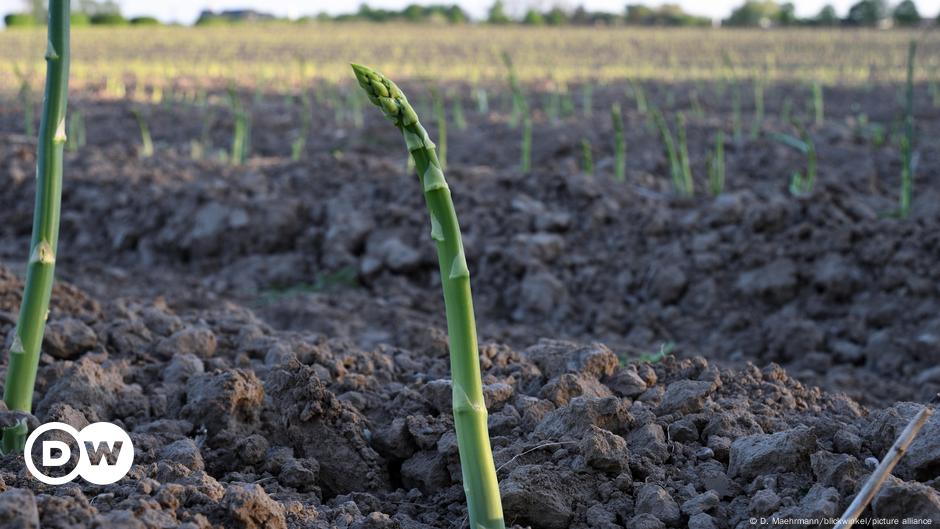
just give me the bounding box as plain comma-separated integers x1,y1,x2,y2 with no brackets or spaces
351,64,505,529
611,103,625,181
3,0,71,454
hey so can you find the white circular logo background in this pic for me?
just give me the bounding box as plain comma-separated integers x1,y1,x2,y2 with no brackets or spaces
24,421,134,485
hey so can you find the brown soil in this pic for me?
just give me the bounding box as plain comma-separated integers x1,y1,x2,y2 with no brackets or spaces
0,80,938,527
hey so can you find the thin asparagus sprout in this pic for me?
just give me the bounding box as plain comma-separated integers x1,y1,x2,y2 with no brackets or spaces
65,110,84,152
521,114,532,173
771,121,816,195
581,138,593,175
291,92,313,161
708,130,725,196
546,84,561,123
581,82,593,117
629,79,648,114
502,52,525,128
132,107,154,158
652,108,680,195
453,94,467,131
611,102,625,181
191,105,215,161
781,96,793,124
433,88,447,170
348,88,364,128
2,0,70,454
812,81,824,126
677,114,693,194
227,86,250,165
151,84,163,105
751,77,764,139
690,89,705,119
561,84,575,117
731,84,743,144
15,70,35,137
899,40,917,219
351,64,504,529
475,87,488,115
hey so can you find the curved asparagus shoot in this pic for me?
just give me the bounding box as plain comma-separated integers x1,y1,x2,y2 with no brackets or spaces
351,64,505,529
3,0,70,454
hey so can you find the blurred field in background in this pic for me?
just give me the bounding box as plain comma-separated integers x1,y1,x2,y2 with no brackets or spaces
1,24,938,94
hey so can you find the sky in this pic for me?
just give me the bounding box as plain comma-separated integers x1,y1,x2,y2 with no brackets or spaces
0,0,936,24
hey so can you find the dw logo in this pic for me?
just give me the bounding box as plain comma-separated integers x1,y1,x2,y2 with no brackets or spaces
24,422,134,485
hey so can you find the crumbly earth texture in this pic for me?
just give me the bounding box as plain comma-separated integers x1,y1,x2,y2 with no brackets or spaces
0,81,938,527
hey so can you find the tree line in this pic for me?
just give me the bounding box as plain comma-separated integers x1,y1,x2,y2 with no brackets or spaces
4,0,938,28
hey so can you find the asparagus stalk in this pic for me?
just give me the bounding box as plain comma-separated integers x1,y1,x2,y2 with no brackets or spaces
521,115,532,173
132,107,154,158
812,80,824,126
351,64,505,529
708,130,725,196
750,77,764,139
433,88,447,170
581,138,593,175
3,0,70,454
899,40,917,219
677,113,693,194
611,103,625,181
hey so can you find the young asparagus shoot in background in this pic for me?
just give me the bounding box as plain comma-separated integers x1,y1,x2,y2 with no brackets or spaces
812,81,824,126
677,114,693,193
581,138,593,175
292,91,313,161
15,67,35,137
611,102,625,181
453,91,467,131
521,114,532,173
432,88,448,170
771,121,816,196
227,85,250,165
65,109,85,152
502,52,525,129
132,107,154,158
653,108,691,197
581,82,593,117
899,40,917,219
475,87,488,115
708,130,726,196
3,0,70,454
351,63,505,529
751,77,764,139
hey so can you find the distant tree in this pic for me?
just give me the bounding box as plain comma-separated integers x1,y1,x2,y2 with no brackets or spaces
625,4,656,24
4,13,37,27
545,7,567,25
130,16,160,26
487,1,511,24
522,9,544,25
626,3,709,26
814,4,840,25
444,5,467,24
90,12,127,25
844,0,888,26
777,2,797,25
402,4,423,22
892,0,921,26
569,6,590,25
725,1,781,27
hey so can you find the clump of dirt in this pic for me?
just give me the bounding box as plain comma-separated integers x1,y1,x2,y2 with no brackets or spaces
0,268,938,528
